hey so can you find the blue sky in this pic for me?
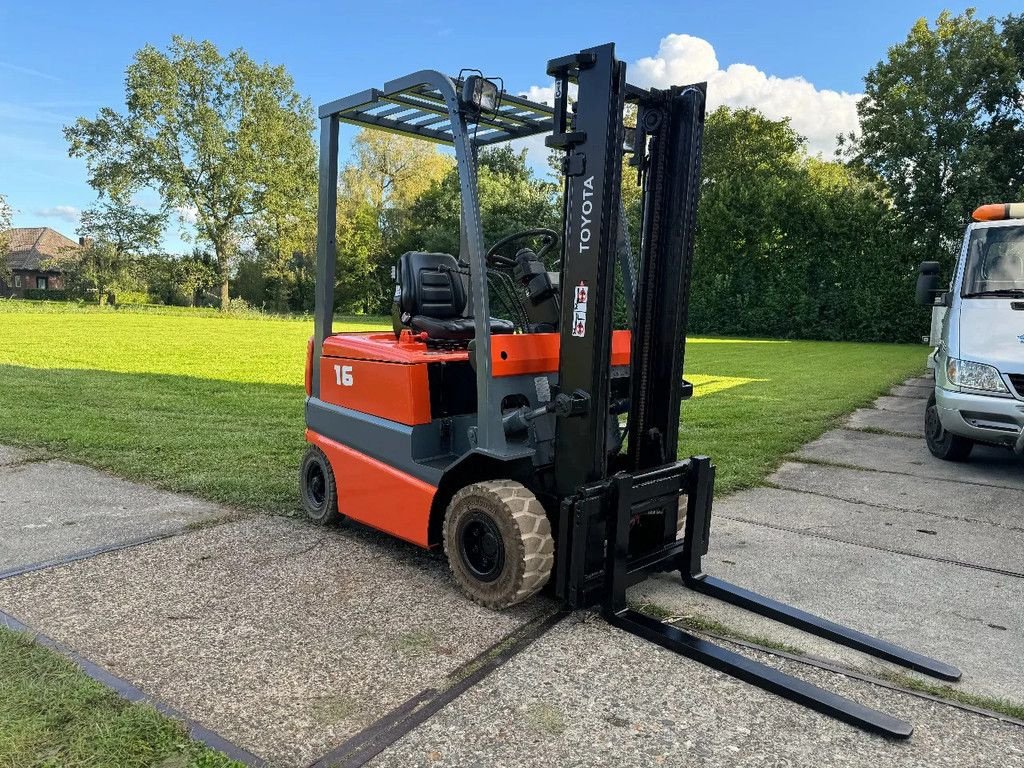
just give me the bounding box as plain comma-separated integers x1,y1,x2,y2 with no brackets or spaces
1,0,1019,252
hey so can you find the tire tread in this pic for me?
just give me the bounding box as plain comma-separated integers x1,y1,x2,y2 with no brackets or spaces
443,480,554,609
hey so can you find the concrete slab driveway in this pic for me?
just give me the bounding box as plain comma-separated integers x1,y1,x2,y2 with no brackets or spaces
638,373,1024,703
0,517,548,767
0,374,1022,767
0,447,222,576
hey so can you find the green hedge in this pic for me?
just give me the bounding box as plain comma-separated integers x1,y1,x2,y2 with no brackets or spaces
23,289,68,301
679,109,927,343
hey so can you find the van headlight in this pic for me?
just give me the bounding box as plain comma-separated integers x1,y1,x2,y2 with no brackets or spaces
946,358,1008,393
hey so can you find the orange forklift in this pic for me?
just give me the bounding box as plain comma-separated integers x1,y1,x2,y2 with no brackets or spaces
301,43,959,737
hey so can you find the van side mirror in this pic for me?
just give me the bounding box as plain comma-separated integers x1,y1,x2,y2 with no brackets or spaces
916,261,946,306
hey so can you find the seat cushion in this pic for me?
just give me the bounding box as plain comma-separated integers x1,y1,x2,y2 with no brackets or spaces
410,315,514,341
398,252,466,319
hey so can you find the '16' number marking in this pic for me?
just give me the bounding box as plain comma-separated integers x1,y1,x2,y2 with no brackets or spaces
334,364,353,387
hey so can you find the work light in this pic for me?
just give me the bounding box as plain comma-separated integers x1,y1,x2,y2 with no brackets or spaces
461,75,499,114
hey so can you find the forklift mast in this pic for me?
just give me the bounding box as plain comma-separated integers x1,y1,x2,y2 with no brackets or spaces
548,44,707,487
547,45,706,609
544,44,959,738
548,46,626,497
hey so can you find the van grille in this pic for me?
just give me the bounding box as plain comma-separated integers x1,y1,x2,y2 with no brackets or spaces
1009,374,1024,398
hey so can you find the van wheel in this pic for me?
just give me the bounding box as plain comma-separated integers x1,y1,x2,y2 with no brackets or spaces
443,480,554,609
300,445,343,524
925,394,974,461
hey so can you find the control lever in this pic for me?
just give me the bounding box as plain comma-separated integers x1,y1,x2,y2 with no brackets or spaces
502,388,592,435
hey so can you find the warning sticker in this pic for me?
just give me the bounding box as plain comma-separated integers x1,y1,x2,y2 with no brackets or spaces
572,282,588,338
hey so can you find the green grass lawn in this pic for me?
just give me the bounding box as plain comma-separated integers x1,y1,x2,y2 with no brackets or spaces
0,627,242,768
0,300,926,765
0,300,926,510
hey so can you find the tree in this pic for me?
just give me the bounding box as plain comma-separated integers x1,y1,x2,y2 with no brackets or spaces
46,198,164,305
49,240,128,305
987,13,1024,201
398,145,559,260
243,113,318,311
175,252,219,307
850,10,1024,267
78,198,164,260
335,196,383,312
65,36,317,309
690,107,805,335
0,193,11,286
233,243,314,313
335,130,452,313
141,251,218,307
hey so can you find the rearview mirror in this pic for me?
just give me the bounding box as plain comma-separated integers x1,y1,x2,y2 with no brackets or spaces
915,261,945,306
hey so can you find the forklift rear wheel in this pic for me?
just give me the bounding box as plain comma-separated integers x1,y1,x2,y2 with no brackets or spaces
925,393,974,461
300,446,343,525
443,480,554,609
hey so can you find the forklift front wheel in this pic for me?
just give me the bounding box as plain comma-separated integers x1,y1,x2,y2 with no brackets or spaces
299,445,343,525
443,480,554,609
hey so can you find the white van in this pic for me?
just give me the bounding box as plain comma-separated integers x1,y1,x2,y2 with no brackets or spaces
916,203,1024,461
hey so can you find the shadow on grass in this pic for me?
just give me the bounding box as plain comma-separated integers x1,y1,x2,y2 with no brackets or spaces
0,364,307,514
0,338,934,513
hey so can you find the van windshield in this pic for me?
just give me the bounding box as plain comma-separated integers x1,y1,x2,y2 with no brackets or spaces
962,225,1024,297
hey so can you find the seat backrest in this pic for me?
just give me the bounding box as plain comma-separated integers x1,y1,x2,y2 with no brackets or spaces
396,252,466,319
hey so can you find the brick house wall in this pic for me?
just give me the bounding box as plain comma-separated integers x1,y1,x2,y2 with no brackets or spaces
2,227,76,297
1,270,65,297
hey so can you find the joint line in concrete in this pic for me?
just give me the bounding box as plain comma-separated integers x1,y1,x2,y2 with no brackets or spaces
307,609,569,768
694,627,1024,729
720,514,1024,580
0,608,269,767
0,531,180,582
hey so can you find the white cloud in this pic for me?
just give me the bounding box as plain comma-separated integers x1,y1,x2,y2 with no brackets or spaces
34,205,81,224
523,34,861,157
175,204,199,225
633,35,721,87
521,84,572,106
631,34,860,156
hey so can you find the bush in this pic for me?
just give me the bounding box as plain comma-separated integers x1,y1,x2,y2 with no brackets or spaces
681,108,925,343
113,290,155,305
226,297,265,317
23,289,68,301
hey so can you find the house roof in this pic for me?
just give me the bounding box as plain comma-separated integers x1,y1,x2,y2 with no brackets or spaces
4,227,79,271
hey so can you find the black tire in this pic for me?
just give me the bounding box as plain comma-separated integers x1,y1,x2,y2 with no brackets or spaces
299,445,343,525
925,393,974,461
443,480,554,609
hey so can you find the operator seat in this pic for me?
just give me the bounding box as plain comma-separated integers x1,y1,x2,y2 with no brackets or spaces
392,252,514,342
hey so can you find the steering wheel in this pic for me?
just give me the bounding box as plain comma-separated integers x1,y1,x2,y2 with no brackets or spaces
485,228,560,268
